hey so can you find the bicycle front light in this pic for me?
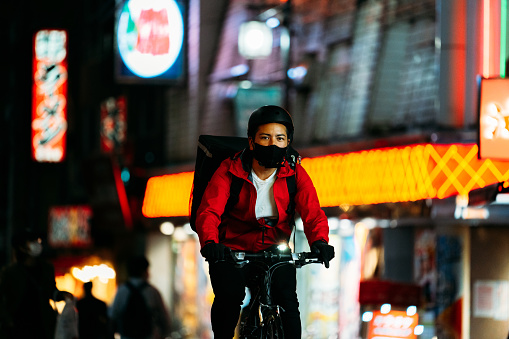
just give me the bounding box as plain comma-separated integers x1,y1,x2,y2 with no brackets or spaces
277,243,288,252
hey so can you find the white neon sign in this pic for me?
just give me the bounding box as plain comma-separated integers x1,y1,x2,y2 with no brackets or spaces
117,0,184,78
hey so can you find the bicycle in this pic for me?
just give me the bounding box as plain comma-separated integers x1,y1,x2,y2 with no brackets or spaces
229,245,322,339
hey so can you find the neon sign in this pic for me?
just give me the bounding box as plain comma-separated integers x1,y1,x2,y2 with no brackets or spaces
48,205,93,248
32,29,68,163
478,77,509,160
100,96,127,153
141,143,509,218
116,0,184,79
367,310,419,339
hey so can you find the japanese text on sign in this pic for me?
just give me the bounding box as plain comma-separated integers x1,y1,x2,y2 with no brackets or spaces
32,30,68,162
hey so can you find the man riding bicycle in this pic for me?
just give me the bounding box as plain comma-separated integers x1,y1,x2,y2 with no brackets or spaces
196,105,335,338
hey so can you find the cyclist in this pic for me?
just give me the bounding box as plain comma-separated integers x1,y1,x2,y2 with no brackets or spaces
196,105,335,338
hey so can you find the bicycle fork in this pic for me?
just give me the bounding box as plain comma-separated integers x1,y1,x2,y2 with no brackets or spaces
259,303,284,325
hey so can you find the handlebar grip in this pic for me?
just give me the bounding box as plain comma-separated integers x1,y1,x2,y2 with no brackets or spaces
298,251,320,260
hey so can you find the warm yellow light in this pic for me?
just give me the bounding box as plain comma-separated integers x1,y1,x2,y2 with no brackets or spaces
141,144,509,217
160,221,175,235
142,171,194,217
71,264,116,283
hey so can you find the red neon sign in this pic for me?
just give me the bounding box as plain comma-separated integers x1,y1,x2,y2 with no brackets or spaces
100,96,127,153
32,29,68,162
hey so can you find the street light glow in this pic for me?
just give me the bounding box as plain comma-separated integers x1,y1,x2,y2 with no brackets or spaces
266,17,280,28
238,21,273,59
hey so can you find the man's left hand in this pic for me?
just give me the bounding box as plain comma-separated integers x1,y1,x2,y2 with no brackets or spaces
311,240,335,268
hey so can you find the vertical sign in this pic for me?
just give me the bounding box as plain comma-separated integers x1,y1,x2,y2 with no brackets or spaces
100,96,127,153
32,29,68,162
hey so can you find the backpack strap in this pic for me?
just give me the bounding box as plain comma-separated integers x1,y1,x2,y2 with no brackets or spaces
286,174,297,229
224,175,243,215
224,151,245,216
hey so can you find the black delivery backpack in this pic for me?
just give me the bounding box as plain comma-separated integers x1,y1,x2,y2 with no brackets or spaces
189,135,300,233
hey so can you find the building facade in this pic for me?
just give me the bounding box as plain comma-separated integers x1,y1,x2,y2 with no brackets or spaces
148,0,509,338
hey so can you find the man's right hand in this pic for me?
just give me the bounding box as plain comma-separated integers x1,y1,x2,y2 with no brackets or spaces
200,242,229,262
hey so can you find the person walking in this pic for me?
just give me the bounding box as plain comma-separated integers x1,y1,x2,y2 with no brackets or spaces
196,105,335,338
110,255,170,339
76,281,111,339
0,228,73,339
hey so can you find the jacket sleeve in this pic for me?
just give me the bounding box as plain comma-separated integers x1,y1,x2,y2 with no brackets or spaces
195,159,233,248
294,164,330,245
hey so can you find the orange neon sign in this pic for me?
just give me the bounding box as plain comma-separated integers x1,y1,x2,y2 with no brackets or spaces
142,143,509,218
142,171,195,218
32,29,68,162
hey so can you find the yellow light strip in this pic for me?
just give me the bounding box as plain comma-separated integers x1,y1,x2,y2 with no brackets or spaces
142,144,509,217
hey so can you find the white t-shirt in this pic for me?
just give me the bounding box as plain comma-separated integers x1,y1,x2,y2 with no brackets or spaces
251,169,278,219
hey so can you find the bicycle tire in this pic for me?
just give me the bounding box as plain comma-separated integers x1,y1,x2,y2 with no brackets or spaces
261,310,284,339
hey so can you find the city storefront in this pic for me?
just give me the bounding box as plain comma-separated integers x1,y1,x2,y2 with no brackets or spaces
141,140,509,338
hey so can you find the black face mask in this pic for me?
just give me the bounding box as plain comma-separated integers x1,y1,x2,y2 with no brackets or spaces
252,143,288,168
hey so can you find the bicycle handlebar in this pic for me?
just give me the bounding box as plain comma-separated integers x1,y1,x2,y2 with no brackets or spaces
231,251,322,267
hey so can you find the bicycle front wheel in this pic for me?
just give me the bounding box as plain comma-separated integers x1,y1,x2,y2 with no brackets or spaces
261,310,284,339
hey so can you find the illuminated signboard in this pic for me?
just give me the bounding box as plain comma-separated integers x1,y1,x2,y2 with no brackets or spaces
141,143,509,217
367,310,419,339
478,77,509,160
48,205,93,248
32,29,68,162
100,96,127,153
115,0,185,84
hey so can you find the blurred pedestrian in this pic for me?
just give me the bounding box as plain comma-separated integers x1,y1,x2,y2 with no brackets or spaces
0,228,73,339
110,255,170,339
76,281,111,339
54,293,79,339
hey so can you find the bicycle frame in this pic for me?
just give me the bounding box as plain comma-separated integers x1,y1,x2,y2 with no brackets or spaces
233,250,321,339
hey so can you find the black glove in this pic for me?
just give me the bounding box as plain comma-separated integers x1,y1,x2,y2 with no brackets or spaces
200,242,229,262
311,240,335,268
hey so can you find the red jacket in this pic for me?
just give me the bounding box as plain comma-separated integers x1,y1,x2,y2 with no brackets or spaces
196,152,330,252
